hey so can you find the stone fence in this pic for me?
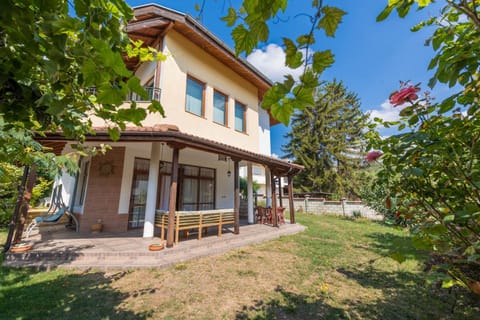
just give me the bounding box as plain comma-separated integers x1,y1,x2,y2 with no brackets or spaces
281,197,383,220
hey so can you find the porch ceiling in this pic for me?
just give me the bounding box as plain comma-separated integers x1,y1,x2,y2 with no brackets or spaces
39,125,303,176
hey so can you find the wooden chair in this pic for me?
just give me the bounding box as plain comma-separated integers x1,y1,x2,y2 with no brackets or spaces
255,206,267,224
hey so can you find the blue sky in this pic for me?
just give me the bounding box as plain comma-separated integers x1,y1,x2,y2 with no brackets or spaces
130,1,451,156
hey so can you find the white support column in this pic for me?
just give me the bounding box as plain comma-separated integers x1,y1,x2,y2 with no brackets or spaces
265,167,272,207
247,163,254,224
143,142,160,238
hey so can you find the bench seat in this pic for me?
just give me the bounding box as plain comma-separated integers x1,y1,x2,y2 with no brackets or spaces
155,209,235,245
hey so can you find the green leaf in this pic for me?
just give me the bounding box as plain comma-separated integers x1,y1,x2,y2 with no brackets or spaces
117,107,147,125
283,38,303,68
299,69,319,88
148,100,165,117
438,97,455,114
443,215,455,223
317,6,346,37
292,86,315,107
263,84,287,108
297,34,315,46
270,101,294,126
377,6,394,22
231,24,256,55
127,77,147,99
441,279,458,289
312,50,334,74
416,0,432,7
108,127,121,141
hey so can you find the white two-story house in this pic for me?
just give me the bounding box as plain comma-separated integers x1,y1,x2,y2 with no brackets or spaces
39,4,302,247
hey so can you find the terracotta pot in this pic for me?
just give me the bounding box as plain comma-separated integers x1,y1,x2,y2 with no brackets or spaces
10,243,33,253
149,243,164,251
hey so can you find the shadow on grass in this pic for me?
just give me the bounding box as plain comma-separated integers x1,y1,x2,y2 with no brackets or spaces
365,231,426,261
235,285,347,320
336,266,480,320
0,269,154,320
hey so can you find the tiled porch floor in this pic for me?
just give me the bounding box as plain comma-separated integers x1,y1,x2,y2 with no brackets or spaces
3,221,306,270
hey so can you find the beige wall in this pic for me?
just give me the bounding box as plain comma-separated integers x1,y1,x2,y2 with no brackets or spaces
90,30,264,153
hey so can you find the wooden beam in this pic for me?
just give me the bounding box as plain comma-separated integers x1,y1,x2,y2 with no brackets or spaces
288,175,295,224
126,17,170,33
278,177,283,207
166,147,180,248
234,159,240,234
270,171,278,227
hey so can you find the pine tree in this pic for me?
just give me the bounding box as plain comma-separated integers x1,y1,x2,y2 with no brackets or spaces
282,80,371,198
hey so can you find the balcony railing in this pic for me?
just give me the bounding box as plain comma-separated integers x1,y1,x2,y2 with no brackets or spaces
85,86,161,102
126,86,161,102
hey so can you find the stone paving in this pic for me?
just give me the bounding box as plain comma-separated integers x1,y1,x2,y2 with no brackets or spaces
3,222,306,270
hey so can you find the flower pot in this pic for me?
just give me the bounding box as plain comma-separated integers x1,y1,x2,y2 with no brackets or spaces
10,243,33,253
149,243,164,251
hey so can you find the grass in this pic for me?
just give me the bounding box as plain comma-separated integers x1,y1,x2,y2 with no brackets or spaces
0,214,479,319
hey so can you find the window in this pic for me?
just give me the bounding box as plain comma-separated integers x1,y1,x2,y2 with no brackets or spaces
128,158,150,228
235,101,246,133
213,90,228,125
179,164,215,211
185,76,205,116
74,159,90,208
156,163,216,211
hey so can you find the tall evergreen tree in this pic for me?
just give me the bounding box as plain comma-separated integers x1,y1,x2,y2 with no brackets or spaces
282,80,370,198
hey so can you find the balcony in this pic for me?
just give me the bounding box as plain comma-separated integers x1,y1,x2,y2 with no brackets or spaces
85,86,161,102
126,86,161,102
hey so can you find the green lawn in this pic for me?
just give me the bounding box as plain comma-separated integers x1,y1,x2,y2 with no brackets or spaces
0,214,478,319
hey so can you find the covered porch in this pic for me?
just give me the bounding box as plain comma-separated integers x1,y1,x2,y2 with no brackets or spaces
37,125,303,248
4,219,306,269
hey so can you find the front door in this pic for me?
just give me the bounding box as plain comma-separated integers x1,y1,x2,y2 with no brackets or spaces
128,158,150,228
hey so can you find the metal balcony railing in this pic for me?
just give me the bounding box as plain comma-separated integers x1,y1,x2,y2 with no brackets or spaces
84,86,161,102
126,86,161,102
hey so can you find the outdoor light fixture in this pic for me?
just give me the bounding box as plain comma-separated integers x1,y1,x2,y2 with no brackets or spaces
227,157,231,177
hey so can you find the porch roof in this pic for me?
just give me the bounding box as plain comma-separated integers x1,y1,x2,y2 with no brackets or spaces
40,125,303,176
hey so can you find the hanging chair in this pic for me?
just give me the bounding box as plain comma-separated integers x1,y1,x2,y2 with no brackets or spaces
25,184,79,239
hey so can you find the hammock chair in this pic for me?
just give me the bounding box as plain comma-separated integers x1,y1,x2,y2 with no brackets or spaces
25,184,79,239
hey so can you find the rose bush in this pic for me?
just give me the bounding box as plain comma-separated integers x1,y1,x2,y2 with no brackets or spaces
369,84,480,295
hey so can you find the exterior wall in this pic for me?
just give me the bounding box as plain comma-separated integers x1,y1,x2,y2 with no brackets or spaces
79,147,128,233
117,143,235,213
289,198,382,220
91,30,262,153
158,30,261,151
258,108,271,156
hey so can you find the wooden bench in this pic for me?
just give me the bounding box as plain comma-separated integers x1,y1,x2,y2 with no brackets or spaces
155,209,235,245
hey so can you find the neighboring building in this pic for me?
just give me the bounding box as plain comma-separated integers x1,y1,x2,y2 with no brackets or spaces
39,4,302,245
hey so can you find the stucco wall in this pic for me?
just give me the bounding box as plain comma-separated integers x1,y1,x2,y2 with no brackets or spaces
289,198,382,220
139,30,262,152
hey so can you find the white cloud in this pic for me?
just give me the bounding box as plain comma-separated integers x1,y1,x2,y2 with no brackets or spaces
247,44,303,82
368,100,401,122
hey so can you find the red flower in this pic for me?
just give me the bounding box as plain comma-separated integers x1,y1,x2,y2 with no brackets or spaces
389,86,420,106
366,150,382,162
